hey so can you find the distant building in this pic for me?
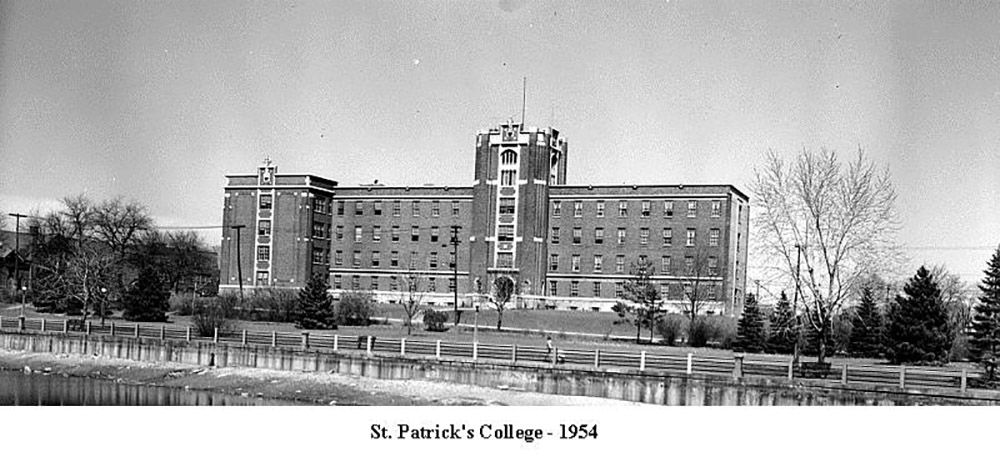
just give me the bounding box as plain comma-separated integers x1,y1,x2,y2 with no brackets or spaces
220,121,749,315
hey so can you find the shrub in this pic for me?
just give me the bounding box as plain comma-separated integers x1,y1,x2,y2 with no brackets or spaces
655,314,685,346
192,293,239,337
689,315,737,349
338,290,375,326
423,309,449,332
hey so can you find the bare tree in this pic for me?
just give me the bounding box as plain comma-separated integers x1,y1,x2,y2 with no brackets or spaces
751,148,902,363
93,197,152,258
491,276,515,331
929,264,974,358
398,270,425,335
622,257,663,343
678,247,714,338
65,242,117,324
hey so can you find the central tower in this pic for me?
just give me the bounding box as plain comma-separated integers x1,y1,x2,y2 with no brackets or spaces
469,120,568,302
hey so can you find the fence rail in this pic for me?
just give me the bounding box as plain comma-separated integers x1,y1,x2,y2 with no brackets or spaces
0,315,984,393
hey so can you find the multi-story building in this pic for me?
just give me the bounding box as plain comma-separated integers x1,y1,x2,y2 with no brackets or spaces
220,121,750,315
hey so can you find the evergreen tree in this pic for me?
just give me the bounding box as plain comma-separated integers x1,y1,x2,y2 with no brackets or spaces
970,245,1000,382
735,293,766,353
767,291,796,354
296,273,336,330
848,286,884,358
121,267,170,322
885,266,953,365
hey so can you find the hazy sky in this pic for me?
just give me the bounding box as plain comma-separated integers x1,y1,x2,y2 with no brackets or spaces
1,0,998,289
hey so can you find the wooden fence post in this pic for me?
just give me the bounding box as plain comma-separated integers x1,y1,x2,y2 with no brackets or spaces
213,327,219,344
301,332,309,350
400,338,406,356
787,359,794,380
961,369,968,392
511,344,517,363
594,350,601,369
687,353,693,375
899,366,906,388
86,321,92,336
185,327,191,342
271,331,277,347
18,316,24,332
0,315,4,329
110,322,115,337
366,335,373,356
639,351,646,371
241,330,247,345
436,340,441,359
160,325,165,341
63,319,69,334
733,355,744,379
841,364,848,385
472,342,478,362
333,334,338,352
134,324,139,338
552,348,558,367
41,319,45,332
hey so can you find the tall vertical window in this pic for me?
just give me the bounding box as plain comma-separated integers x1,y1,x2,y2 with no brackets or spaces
409,252,418,270
391,226,400,242
390,251,399,268
552,201,562,217
431,201,440,217
572,227,582,244
573,201,583,218
429,252,438,269
708,286,718,300
497,225,514,242
412,201,420,217
337,201,345,216
596,201,605,218
594,255,603,273
708,256,719,276
313,222,326,239
661,256,671,274
550,281,558,296
333,275,342,289
335,225,344,241
663,228,673,247
451,201,460,217
354,226,363,242
639,228,649,245
353,251,361,268
428,277,436,292
615,255,625,273
617,228,626,245
256,271,269,286
500,149,518,164
258,220,271,236
549,254,559,271
392,200,401,217
551,227,560,244
257,246,270,261
312,248,325,264
711,201,722,218
593,282,602,297
373,201,383,215
571,254,581,272
334,250,343,266
570,281,580,297
259,194,273,210
430,226,439,243
499,197,515,214
687,201,697,218
618,200,628,217
372,226,382,243
370,276,379,291
615,282,624,298
497,252,513,269
351,275,359,290
641,201,651,218
594,227,604,244
500,170,516,186
448,251,456,268
371,251,380,267
686,228,696,247
664,200,674,217
685,256,695,275
390,276,398,292
660,283,670,299
709,228,720,246
411,226,420,242
355,201,364,216
314,198,328,214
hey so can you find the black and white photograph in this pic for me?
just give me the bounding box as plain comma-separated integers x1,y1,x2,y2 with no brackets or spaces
1,0,999,452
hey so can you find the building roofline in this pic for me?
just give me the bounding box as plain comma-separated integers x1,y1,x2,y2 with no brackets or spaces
224,173,339,186
552,183,749,201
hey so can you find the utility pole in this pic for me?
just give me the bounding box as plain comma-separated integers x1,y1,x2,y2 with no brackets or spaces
231,224,246,303
449,225,462,327
792,243,803,366
8,213,28,320
754,279,760,298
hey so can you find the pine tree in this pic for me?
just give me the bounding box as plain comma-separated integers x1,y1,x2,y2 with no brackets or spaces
735,293,767,353
767,291,796,354
970,245,1000,382
848,286,884,358
296,273,336,330
885,266,953,365
122,267,170,322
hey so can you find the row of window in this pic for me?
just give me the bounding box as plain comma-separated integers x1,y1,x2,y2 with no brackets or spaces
335,200,462,218
333,225,453,243
549,254,719,276
332,275,456,293
549,280,719,300
552,200,723,219
257,194,335,215
334,250,457,270
552,226,721,247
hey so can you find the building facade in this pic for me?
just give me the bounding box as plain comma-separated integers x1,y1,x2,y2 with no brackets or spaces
220,121,750,315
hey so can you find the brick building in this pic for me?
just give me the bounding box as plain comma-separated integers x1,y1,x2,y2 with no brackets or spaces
220,121,749,315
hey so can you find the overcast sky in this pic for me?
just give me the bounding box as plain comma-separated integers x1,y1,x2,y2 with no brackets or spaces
1,0,997,289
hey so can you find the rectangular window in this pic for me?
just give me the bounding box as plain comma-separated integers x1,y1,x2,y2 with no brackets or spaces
373,200,383,216
550,254,559,271
371,251,380,267
684,284,694,299
259,194,273,210
711,200,721,218
552,201,562,217
335,225,344,241
708,257,718,276
337,201,345,216
615,255,625,273
312,222,325,239
312,248,325,264
639,254,648,266
571,254,581,272
663,228,673,247
258,220,271,236
596,201,605,218
595,227,604,244
430,226,439,243
551,227,560,244
618,200,628,217
660,283,670,298
370,276,378,291
428,277,437,292
257,246,270,261
354,226,363,242
373,226,382,243
412,201,420,217
411,226,420,242
448,251,456,269
499,197,515,214
572,227,582,245
498,224,515,242
615,282,624,299
685,256,695,275
549,281,558,296
390,251,399,268
594,255,603,273
641,201,651,218
333,275,342,289
573,201,583,218
431,200,440,217
334,250,343,266
390,276,398,292
349,275,359,290
452,201,460,217
708,286,717,300
409,252,418,270
639,227,649,245
570,281,580,297
256,271,269,286
617,228,626,245
593,282,602,297
353,251,361,268
686,228,696,247
497,252,514,269
500,170,516,186
709,228,720,247
661,256,671,274
314,198,328,214
429,252,438,269
664,201,674,218
391,226,400,243
355,201,363,216
392,200,401,217
687,200,697,218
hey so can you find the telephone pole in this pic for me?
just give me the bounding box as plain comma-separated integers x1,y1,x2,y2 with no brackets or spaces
230,224,246,303
8,213,28,319
792,243,803,366
448,225,462,327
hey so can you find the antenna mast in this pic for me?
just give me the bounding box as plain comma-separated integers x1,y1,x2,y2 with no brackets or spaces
520,76,527,126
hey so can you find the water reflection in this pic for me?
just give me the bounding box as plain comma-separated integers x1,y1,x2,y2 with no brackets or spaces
0,370,298,406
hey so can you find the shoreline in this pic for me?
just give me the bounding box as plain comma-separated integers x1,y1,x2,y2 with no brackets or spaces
0,349,643,406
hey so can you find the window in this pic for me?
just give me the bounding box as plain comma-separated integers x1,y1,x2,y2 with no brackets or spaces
333,275,342,289
660,284,670,299
617,228,626,245
335,225,343,241
370,276,379,291
573,201,583,218
313,222,325,239
429,252,438,269
664,200,674,218
430,226,439,243
353,251,361,268
497,252,513,269
641,200,651,218
412,201,420,217
257,246,270,261
687,200,697,218
355,201,364,216
711,201,721,218
661,256,671,274
259,194,272,210
337,201,345,216
549,254,559,271
639,227,649,245
550,281,558,296
570,281,580,297
373,226,382,243
392,200,401,217
428,278,436,292
411,226,420,242
593,282,602,297
572,227,582,245
409,251,418,269
373,201,383,215
551,227,560,244
685,256,695,275
348,275,359,290
618,200,628,217
499,197,515,214
390,276,398,292
552,201,562,217
596,201,605,218
708,256,718,276
709,228,720,247
615,282,624,298
312,248,325,264
571,254,581,272
686,228,696,247
334,250,343,266
314,198,328,214
448,251,456,268
256,271,269,286
354,226,362,242
501,149,518,164
663,228,673,247
684,284,694,299
639,254,648,266
391,226,400,242
595,227,604,244
371,251,380,267
390,251,399,268
708,286,717,300
451,201,460,217
615,255,625,273
498,225,514,242
500,170,516,186
594,255,603,273
258,220,271,236
431,201,440,217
